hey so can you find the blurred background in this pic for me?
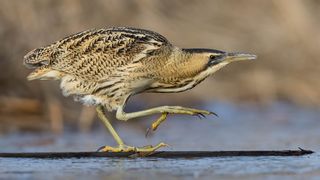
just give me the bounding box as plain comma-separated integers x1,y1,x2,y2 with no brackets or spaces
0,0,319,152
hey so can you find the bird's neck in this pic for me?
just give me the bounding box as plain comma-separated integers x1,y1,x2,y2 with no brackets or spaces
172,49,207,77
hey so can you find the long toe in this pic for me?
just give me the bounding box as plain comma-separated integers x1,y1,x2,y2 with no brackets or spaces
98,145,135,152
97,143,168,153
136,142,169,152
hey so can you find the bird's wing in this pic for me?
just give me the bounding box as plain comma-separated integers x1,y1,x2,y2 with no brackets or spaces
50,27,173,81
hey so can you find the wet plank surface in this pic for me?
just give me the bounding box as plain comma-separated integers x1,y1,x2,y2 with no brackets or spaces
0,149,313,158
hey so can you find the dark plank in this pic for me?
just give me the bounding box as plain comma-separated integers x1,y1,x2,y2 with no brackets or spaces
0,149,313,158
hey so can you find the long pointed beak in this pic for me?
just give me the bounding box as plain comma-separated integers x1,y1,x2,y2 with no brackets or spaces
225,52,257,62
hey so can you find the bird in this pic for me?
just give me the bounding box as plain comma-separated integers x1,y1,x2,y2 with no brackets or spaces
23,27,256,153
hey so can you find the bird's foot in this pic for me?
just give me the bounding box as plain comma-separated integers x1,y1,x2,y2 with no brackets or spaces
146,107,217,137
97,142,168,154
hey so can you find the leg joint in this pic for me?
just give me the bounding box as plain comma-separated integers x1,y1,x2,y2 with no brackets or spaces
116,109,129,121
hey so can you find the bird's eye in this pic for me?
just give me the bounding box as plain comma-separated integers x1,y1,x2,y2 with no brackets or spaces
210,55,218,60
208,54,223,66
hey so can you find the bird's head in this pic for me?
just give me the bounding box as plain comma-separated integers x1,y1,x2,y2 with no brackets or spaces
23,46,60,81
181,48,256,76
23,47,52,69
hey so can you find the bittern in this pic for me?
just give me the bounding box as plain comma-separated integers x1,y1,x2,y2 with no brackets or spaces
24,27,256,153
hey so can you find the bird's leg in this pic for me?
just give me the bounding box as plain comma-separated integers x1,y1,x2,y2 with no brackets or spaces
96,105,125,148
145,112,168,137
96,105,168,153
117,105,217,135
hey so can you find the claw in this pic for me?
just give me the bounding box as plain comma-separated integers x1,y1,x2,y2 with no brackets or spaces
197,113,206,118
96,145,107,152
194,113,205,119
193,113,202,119
210,111,219,117
145,127,152,138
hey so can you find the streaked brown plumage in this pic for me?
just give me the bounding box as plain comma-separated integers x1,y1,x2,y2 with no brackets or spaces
24,27,256,153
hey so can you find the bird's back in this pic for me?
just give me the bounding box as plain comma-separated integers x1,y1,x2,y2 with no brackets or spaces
46,28,171,78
